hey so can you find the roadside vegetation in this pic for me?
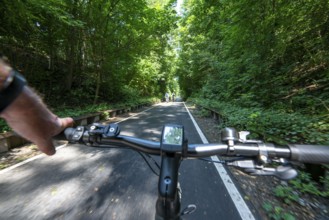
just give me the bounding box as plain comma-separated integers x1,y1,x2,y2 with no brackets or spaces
190,102,329,220
176,1,329,219
0,97,159,133
191,98,329,145
0,0,177,132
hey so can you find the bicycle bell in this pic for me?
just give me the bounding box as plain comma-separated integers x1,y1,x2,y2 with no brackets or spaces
221,127,239,152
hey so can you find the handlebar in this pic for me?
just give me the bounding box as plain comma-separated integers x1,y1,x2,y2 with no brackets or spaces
64,124,329,164
63,123,329,219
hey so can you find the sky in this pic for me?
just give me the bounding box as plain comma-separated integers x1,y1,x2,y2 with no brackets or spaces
175,0,184,16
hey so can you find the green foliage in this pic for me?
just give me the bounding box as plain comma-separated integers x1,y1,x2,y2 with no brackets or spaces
54,97,159,118
176,0,329,115
100,111,110,121
0,0,177,106
0,97,159,133
192,98,329,145
197,108,211,118
289,171,329,197
263,202,296,220
274,186,299,204
269,170,329,220
55,103,113,118
0,119,11,133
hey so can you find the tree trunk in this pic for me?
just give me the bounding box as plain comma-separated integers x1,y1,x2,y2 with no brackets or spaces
93,70,101,104
65,0,78,91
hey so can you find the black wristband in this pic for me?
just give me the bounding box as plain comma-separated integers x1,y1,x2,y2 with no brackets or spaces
0,70,27,113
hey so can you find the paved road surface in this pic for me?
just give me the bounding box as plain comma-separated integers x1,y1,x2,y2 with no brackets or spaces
0,102,256,220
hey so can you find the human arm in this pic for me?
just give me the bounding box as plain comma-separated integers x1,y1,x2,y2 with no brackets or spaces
0,58,73,155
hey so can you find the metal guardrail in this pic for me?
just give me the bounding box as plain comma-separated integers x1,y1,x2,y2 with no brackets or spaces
196,104,221,122
0,104,149,153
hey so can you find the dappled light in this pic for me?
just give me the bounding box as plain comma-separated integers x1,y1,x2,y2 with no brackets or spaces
0,0,178,107
1,0,328,219
0,144,158,219
0,103,193,219
0,102,237,220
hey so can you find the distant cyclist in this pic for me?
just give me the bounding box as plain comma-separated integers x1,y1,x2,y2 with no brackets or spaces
165,92,169,102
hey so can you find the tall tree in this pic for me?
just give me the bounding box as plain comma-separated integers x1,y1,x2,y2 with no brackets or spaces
176,0,329,114
0,0,177,106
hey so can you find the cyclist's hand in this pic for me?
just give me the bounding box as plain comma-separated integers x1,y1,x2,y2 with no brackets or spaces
0,86,74,155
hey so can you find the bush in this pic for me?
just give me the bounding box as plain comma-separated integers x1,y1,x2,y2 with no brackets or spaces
0,97,160,133
191,98,329,145
0,119,11,133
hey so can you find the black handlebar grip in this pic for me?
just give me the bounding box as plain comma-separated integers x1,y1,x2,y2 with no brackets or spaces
64,127,76,141
289,144,329,164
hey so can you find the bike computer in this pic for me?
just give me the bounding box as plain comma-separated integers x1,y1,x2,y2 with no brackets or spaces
161,124,185,153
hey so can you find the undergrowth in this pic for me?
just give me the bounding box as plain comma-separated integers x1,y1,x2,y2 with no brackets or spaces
0,97,160,133
190,98,329,219
263,202,296,220
191,98,329,145
267,170,329,220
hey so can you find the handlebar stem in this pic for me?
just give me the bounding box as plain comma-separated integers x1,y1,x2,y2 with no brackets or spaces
156,153,181,219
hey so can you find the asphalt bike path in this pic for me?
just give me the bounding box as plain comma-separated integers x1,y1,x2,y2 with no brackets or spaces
0,102,256,220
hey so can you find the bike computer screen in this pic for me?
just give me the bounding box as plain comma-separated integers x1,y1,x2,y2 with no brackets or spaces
161,124,184,153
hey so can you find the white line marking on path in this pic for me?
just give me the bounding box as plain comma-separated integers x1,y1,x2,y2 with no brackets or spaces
2,102,255,220
115,105,156,124
184,102,255,220
0,144,67,175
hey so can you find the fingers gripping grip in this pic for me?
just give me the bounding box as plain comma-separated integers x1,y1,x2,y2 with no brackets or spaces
53,128,75,140
289,144,329,164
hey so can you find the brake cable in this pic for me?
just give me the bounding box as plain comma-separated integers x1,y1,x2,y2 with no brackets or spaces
90,145,161,176
136,151,160,176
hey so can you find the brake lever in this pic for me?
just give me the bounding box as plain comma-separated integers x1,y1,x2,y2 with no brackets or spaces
227,160,298,180
246,165,298,180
